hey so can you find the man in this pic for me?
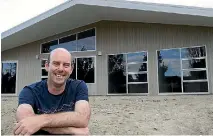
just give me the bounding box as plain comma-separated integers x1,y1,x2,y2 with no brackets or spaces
13,48,91,135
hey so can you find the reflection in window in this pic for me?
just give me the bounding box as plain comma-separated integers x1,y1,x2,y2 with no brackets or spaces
108,51,148,94
1,62,17,94
70,58,76,79
183,81,208,92
77,57,95,83
128,84,148,93
41,60,47,67
108,54,127,94
128,63,147,72
127,52,147,63
181,46,206,58
42,69,48,76
41,40,58,53
158,46,208,94
59,34,77,52
128,73,147,82
40,28,96,53
127,51,148,93
182,59,206,69
183,70,207,80
77,28,95,51
157,49,182,93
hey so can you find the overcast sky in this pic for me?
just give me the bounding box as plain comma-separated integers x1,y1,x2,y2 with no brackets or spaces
0,0,213,34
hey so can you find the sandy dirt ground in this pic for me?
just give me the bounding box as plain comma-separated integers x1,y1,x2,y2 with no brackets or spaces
1,95,213,135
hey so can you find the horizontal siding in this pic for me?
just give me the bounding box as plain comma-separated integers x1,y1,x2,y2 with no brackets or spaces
96,21,213,95
2,42,41,95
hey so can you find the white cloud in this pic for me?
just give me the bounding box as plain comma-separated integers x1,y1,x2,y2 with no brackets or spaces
160,59,181,76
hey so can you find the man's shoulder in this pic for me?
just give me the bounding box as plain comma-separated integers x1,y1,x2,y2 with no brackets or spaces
66,78,87,90
27,80,45,88
18,80,46,99
67,79,89,101
22,80,46,93
67,78,84,86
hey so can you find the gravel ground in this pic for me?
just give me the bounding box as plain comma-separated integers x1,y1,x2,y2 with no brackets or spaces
2,95,213,135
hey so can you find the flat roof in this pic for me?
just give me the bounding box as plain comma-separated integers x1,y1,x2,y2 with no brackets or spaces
1,0,213,51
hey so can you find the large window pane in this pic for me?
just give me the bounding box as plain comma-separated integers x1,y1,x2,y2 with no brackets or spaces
77,28,95,51
128,84,148,93
41,40,58,53
157,49,182,93
59,34,77,52
183,81,208,92
183,70,207,80
2,62,17,94
182,59,206,69
69,58,76,79
77,57,95,83
108,54,126,93
181,46,206,58
128,73,147,82
128,63,147,72
127,52,147,63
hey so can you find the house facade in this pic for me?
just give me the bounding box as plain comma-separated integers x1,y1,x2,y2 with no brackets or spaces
1,0,213,96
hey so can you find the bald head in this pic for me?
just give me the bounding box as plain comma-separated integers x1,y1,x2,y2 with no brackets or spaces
48,48,71,63
45,48,73,87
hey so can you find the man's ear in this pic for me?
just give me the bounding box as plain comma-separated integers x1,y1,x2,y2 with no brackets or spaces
69,65,74,75
45,60,49,72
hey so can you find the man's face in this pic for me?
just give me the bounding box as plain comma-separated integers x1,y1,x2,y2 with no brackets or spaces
45,51,72,86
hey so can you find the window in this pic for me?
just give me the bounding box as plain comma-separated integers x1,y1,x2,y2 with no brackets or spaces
1,61,18,94
42,69,48,76
59,34,77,52
69,58,76,79
108,54,127,94
41,59,48,79
157,46,208,94
157,49,181,93
127,52,148,93
108,51,148,94
77,28,95,51
77,57,95,83
41,40,58,53
40,28,96,53
41,57,95,84
69,57,96,83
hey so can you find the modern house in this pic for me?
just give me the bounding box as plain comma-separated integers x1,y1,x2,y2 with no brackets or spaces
1,0,213,96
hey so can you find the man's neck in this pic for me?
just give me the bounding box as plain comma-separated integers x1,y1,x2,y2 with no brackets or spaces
47,80,66,95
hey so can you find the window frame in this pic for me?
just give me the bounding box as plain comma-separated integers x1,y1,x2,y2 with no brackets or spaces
156,45,209,95
107,50,149,95
1,60,19,96
40,27,96,54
